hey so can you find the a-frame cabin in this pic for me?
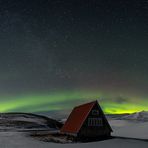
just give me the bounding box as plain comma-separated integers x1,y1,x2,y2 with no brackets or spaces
60,100,112,139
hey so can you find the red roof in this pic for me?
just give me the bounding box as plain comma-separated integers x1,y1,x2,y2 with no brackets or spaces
60,101,96,134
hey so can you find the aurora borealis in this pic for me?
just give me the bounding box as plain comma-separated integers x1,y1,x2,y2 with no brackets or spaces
0,0,148,114
0,90,148,114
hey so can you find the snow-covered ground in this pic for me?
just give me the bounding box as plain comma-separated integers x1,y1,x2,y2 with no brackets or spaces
0,112,147,148
0,131,147,148
110,120,148,139
0,113,62,131
122,111,148,121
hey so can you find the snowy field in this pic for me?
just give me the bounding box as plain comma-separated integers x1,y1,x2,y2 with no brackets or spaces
0,112,147,148
0,131,147,148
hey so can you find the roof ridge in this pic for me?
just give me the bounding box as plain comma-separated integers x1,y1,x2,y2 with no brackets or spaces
75,100,97,108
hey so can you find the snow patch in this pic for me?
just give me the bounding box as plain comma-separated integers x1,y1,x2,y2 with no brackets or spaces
122,111,148,121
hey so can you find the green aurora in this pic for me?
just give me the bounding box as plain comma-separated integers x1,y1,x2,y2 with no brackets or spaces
0,90,148,114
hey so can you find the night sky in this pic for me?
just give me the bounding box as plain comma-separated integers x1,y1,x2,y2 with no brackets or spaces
0,0,148,113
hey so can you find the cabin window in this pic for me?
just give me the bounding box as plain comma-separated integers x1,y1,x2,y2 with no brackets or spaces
88,118,103,126
92,110,99,115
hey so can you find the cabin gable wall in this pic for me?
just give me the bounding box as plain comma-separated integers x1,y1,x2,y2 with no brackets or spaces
78,103,111,138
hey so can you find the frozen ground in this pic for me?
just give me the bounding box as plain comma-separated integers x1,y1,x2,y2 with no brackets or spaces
0,112,147,148
111,120,148,139
0,131,147,148
0,113,62,131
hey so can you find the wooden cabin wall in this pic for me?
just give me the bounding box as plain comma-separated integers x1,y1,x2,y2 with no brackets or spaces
79,103,111,138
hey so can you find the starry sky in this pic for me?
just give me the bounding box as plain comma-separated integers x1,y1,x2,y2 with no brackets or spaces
0,0,148,113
